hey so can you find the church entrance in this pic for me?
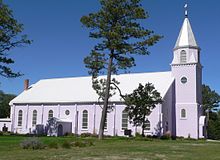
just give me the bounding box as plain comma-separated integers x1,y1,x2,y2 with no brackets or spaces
58,124,63,136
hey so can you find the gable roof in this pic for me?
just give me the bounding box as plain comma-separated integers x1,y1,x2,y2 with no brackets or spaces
10,71,174,105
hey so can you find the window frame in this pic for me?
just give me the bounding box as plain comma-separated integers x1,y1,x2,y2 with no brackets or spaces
180,109,187,119
145,119,150,131
82,110,88,130
180,50,187,63
121,110,128,130
65,110,70,116
32,110,37,126
48,110,53,120
18,110,23,127
104,116,107,130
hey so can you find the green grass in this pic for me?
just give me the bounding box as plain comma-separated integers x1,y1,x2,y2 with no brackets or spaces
0,136,220,160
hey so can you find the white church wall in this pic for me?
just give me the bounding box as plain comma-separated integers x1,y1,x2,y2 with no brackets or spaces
176,104,199,138
11,102,168,137
147,105,161,136
162,83,174,135
77,104,96,135
114,104,126,136
43,105,59,124
172,65,197,104
26,105,42,133
13,105,29,134
59,105,75,120
59,104,76,134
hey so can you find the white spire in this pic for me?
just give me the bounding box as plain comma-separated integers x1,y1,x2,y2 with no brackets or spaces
174,5,198,49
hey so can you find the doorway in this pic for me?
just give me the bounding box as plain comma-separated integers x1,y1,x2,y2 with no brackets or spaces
58,124,63,136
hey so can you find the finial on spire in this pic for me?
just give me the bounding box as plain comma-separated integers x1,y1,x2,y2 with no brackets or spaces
184,3,188,17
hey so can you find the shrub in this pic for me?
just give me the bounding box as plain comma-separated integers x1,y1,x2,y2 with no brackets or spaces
48,141,59,149
73,141,87,148
80,132,98,138
135,132,142,138
62,141,71,149
64,132,78,137
20,137,45,150
80,133,92,137
160,132,171,140
0,131,3,136
176,136,185,140
72,140,94,148
171,135,176,140
87,141,95,146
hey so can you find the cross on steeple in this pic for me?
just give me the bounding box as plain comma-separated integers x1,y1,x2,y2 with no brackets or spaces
184,3,188,17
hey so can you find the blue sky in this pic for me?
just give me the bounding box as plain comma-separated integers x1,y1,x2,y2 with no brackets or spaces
1,0,220,95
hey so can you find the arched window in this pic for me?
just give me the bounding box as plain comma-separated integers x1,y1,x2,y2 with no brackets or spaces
18,110,23,126
32,110,37,126
181,109,186,118
48,110,53,120
145,119,150,130
104,116,107,130
82,110,88,129
180,50,187,63
122,110,128,130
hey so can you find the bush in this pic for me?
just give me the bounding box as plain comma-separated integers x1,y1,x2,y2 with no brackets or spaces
0,131,3,136
80,133,92,137
80,132,97,138
62,141,71,149
48,141,59,149
135,132,142,138
87,141,95,146
160,132,171,140
73,140,94,147
73,141,87,148
64,132,78,137
176,136,185,140
20,137,45,150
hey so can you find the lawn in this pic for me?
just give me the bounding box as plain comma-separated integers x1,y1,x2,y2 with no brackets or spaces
0,136,220,160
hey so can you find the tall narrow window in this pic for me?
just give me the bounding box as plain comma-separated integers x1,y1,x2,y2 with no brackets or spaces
82,110,88,129
104,117,107,130
122,110,128,130
48,110,53,120
32,110,37,126
145,119,150,130
18,110,23,126
180,50,187,63
181,109,186,118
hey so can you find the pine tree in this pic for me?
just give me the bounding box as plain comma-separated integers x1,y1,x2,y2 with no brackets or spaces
0,0,31,78
81,0,162,139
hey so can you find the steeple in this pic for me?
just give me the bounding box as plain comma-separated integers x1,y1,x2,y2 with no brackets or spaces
174,4,199,50
171,4,201,65
171,4,203,139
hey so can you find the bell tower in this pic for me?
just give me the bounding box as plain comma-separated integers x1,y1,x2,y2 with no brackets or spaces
171,4,202,139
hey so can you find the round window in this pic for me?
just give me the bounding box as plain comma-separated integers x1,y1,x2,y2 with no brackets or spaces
181,77,187,84
65,110,70,115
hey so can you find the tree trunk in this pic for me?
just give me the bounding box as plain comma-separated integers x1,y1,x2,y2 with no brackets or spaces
141,115,146,137
142,116,146,137
206,110,209,138
142,124,145,137
98,55,113,140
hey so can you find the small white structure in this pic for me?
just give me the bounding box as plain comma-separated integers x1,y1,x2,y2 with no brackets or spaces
0,118,11,132
1,8,206,139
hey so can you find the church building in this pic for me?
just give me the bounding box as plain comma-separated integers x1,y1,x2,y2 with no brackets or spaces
1,9,206,139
